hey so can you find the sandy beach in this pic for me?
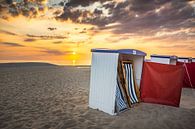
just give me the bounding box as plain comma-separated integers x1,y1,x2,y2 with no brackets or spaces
0,64,195,129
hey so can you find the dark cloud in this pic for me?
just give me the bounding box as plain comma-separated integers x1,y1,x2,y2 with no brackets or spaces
1,0,195,39
6,0,13,4
24,38,36,42
142,30,195,43
94,9,103,15
0,30,18,36
56,0,195,37
53,10,62,16
79,31,86,33
65,0,111,7
0,3,6,11
56,7,85,22
105,0,194,35
40,49,65,55
8,4,19,16
53,41,63,44
65,0,93,7
56,0,114,26
48,27,57,31
26,34,67,40
38,47,72,56
0,42,25,47
32,46,72,55
129,0,168,13
57,7,111,26
0,0,47,18
158,44,195,51
8,3,37,17
58,1,65,6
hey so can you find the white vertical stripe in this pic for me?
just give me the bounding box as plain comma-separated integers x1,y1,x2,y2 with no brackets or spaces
130,64,138,102
89,52,119,115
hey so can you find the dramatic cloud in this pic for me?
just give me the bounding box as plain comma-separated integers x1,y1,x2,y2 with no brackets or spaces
1,0,195,37
65,0,111,7
56,0,195,37
0,42,25,47
0,0,47,18
0,0,195,64
105,0,195,36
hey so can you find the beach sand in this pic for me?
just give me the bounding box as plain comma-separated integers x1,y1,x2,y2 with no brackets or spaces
0,65,194,129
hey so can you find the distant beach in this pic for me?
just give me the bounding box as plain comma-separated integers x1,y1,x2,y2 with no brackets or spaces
0,63,194,129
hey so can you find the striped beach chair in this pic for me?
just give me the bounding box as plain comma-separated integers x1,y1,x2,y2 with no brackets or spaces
115,77,127,112
123,63,139,104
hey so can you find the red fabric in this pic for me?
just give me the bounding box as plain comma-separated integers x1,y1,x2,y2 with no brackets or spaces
177,62,190,88
140,62,184,107
177,62,195,88
185,63,195,88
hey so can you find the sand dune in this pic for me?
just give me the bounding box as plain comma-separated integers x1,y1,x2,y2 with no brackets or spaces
0,64,194,129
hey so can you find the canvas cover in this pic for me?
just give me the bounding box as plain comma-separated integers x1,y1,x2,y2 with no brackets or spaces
115,76,128,112
123,63,139,104
140,62,184,107
177,62,195,88
186,62,195,88
115,54,141,113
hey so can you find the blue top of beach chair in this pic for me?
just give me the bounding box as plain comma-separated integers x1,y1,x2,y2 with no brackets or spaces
151,54,177,59
91,48,146,56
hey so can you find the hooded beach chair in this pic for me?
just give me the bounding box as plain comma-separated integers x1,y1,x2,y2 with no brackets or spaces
150,54,177,65
89,48,146,115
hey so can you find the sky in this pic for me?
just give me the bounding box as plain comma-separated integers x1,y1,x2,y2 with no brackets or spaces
0,0,195,65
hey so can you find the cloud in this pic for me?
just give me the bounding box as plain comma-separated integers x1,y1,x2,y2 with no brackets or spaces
56,7,86,22
34,46,72,56
1,0,195,40
109,1,195,35
0,0,47,18
56,0,195,38
158,44,195,51
24,38,37,42
79,31,86,33
56,0,115,26
26,34,67,40
0,30,18,36
39,48,72,56
40,49,65,55
0,42,25,47
64,0,111,7
53,41,63,44
48,27,57,31
94,8,103,15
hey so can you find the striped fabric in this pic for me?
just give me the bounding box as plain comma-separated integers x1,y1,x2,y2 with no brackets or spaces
115,78,127,112
124,64,139,104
